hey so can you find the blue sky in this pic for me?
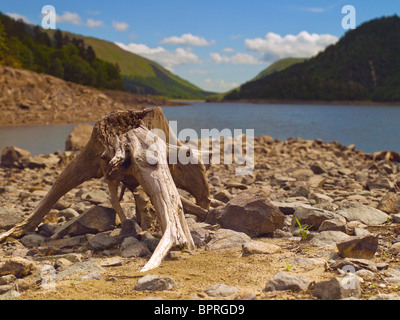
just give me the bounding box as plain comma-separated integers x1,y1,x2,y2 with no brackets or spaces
1,1,400,92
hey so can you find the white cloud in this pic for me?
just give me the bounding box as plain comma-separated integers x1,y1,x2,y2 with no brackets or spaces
245,31,338,62
210,52,260,65
117,42,165,55
86,19,104,28
6,13,31,24
222,47,235,53
112,21,129,32
115,42,202,71
210,53,231,64
56,12,82,25
160,33,215,46
203,79,239,92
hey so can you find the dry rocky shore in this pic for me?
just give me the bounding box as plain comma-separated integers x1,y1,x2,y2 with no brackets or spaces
1,128,400,300
0,65,181,126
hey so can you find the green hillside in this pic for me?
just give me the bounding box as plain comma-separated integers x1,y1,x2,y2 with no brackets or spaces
0,11,213,99
252,57,306,80
48,31,213,99
225,15,400,102
0,12,124,91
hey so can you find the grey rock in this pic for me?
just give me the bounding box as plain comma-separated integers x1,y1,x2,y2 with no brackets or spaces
393,214,400,224
310,231,351,247
289,186,310,198
45,235,87,249
37,223,57,237
337,235,379,259
56,260,105,281
206,228,251,250
0,207,24,230
292,206,338,231
65,124,93,151
52,205,116,238
270,201,312,215
135,274,177,291
140,232,160,252
309,163,326,175
242,241,281,255
265,272,310,292
0,274,17,286
120,237,151,258
206,193,285,237
0,284,15,295
377,192,400,214
353,228,372,237
100,257,123,267
88,233,118,251
213,190,233,203
1,146,31,168
58,208,80,220
0,257,35,278
336,201,389,226
80,272,103,281
205,283,239,297
118,219,141,241
81,190,109,204
313,276,361,300
318,217,347,233
20,155,56,169
289,257,326,268
0,290,21,300
20,233,45,248
367,178,393,190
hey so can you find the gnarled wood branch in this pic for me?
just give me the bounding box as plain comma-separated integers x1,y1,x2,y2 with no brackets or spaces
0,108,208,272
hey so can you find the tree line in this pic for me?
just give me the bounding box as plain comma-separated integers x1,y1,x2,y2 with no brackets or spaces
0,12,124,91
225,16,400,102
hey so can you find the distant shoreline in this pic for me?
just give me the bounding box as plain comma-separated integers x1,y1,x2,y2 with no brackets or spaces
218,99,400,107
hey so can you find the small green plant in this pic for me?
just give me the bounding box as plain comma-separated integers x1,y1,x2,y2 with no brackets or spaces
285,262,293,271
295,216,312,240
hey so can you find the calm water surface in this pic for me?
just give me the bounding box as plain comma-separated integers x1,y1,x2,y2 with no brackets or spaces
1,102,399,155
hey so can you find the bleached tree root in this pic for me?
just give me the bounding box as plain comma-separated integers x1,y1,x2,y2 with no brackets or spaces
0,108,208,272
117,126,195,271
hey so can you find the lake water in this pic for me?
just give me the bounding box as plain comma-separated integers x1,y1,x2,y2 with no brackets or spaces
1,102,399,155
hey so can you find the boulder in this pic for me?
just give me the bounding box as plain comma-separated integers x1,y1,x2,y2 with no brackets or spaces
0,207,24,230
134,275,177,291
377,192,400,214
336,201,389,226
120,237,151,258
336,235,379,259
206,228,251,250
265,272,310,292
205,284,239,297
292,206,338,231
310,231,351,247
313,276,361,300
65,124,93,151
242,241,281,256
0,146,31,168
0,257,35,278
52,205,116,238
88,233,118,251
206,193,285,237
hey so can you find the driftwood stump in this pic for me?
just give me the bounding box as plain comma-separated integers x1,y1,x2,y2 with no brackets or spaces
0,107,210,271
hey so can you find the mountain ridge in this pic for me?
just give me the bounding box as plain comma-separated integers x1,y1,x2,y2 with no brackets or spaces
224,15,400,103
